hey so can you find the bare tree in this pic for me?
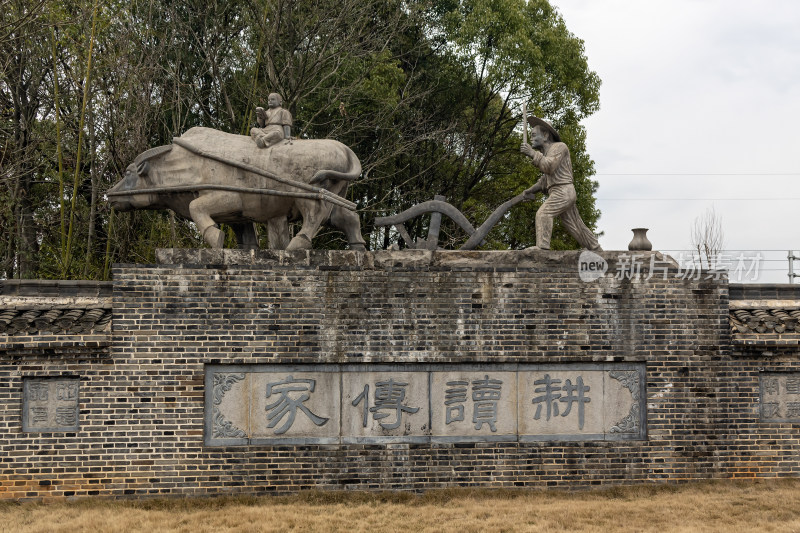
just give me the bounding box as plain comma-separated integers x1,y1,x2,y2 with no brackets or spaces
691,206,725,269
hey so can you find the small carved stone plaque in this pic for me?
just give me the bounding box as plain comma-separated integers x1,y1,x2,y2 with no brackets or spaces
206,364,646,446
23,378,80,432
760,373,800,421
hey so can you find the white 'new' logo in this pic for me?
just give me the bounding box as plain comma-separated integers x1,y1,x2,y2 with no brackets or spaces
578,251,607,282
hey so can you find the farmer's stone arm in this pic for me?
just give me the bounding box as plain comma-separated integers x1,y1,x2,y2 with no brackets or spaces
527,143,566,174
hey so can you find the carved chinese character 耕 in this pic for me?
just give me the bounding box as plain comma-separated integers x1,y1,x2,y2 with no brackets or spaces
265,375,329,435
532,374,593,430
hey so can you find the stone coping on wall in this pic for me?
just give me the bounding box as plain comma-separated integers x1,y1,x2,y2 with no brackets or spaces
729,283,800,301
152,247,680,272
0,279,112,297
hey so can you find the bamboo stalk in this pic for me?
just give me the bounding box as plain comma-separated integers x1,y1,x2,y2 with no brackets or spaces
522,102,528,145
84,109,98,277
50,25,66,255
62,0,100,277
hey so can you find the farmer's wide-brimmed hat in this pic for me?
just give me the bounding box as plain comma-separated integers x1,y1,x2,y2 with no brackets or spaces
527,116,561,143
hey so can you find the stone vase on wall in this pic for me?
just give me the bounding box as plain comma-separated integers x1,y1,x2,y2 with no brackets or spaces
628,228,652,251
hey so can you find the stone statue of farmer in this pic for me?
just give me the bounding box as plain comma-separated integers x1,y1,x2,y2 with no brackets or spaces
520,116,602,252
250,93,293,148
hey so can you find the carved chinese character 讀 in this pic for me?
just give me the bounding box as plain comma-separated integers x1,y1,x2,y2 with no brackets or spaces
472,375,502,432
444,380,468,425
353,378,419,430
532,374,562,421
559,377,591,430
265,375,329,435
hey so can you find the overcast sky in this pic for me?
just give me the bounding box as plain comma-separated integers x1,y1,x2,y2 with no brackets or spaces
552,0,800,283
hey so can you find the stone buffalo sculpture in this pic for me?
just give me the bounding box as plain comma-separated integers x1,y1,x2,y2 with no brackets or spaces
107,127,366,251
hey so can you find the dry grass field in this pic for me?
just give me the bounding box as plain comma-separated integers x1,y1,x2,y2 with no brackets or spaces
1,479,800,533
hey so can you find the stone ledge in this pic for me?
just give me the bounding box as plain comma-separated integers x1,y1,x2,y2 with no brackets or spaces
729,283,800,301
731,335,800,347
0,279,112,297
153,248,680,272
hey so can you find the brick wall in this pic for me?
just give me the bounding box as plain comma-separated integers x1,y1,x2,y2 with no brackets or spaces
1,250,798,499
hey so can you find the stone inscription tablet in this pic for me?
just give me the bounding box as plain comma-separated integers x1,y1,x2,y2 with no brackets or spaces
23,377,80,432
205,364,646,446
760,373,800,422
